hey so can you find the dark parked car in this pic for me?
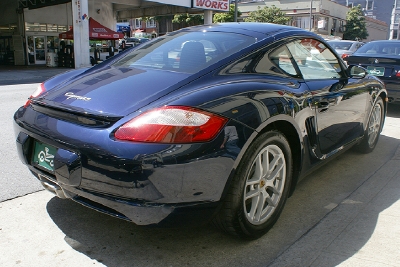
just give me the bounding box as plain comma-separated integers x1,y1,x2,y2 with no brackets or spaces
346,40,400,104
327,40,364,59
14,23,387,239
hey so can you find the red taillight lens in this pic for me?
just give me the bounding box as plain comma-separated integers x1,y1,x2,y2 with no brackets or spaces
24,83,46,108
341,53,350,59
115,106,228,143
396,71,400,77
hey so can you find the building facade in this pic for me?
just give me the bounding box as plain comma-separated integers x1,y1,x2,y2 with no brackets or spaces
238,0,388,41
331,0,394,39
390,0,400,39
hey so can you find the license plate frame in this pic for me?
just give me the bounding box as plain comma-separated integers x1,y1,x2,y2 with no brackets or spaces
367,66,385,76
32,140,57,172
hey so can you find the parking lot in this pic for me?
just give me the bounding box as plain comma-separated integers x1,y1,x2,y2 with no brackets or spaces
0,67,399,267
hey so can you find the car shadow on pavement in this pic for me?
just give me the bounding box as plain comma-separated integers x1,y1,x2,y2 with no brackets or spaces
45,134,400,267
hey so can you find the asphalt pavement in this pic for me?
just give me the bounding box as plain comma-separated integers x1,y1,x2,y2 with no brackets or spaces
0,65,399,267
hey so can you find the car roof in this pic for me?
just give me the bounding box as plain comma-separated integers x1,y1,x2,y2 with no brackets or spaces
173,22,313,39
327,40,362,43
366,40,400,43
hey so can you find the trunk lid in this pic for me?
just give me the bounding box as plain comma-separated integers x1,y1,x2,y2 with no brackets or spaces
37,66,192,118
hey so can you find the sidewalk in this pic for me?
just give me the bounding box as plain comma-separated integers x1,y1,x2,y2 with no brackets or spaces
0,65,399,266
269,144,400,267
0,65,71,85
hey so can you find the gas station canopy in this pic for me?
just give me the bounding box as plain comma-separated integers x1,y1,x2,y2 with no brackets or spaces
20,0,229,17
59,18,124,40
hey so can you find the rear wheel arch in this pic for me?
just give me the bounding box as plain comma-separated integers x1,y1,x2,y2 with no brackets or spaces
259,120,302,196
229,117,303,197
213,119,303,238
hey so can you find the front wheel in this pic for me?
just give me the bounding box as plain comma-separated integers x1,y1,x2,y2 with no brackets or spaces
214,130,293,239
356,98,384,153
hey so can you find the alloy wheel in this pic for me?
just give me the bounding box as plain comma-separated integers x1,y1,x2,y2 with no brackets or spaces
243,144,286,225
367,103,382,146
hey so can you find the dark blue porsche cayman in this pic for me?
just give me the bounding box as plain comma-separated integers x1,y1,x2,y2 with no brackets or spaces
14,23,387,239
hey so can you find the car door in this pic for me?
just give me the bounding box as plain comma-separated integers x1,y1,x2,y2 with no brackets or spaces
286,38,369,156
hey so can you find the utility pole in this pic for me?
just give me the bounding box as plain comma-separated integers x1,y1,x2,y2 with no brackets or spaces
309,0,313,31
234,0,238,22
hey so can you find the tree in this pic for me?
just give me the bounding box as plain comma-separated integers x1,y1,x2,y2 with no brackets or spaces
343,5,369,41
213,4,241,23
244,5,290,25
172,13,204,27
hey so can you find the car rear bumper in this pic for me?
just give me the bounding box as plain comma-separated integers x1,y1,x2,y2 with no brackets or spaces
14,108,238,226
33,170,220,226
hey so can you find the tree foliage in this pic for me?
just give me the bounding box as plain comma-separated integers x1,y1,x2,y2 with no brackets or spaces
343,5,369,41
213,4,241,23
172,13,204,26
244,5,290,25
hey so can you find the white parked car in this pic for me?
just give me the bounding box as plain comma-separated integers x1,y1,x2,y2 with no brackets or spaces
328,40,364,59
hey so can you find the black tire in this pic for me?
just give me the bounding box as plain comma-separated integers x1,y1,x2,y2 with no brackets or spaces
214,130,293,239
356,98,384,153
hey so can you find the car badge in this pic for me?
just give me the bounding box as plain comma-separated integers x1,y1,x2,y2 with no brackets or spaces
65,92,91,101
374,59,379,64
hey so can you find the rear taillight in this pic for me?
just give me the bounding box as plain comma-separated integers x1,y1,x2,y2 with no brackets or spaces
341,53,350,59
396,71,400,77
114,106,228,143
24,83,46,108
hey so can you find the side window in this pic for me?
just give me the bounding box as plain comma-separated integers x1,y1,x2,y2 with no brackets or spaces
286,39,342,80
224,46,298,77
262,45,297,76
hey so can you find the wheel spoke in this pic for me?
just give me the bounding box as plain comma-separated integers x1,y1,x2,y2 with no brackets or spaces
267,157,284,181
261,149,270,178
245,188,259,200
253,154,263,180
266,153,280,176
254,192,266,222
266,182,281,195
248,191,261,220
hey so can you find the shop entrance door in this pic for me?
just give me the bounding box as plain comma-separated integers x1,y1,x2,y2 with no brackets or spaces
34,36,46,64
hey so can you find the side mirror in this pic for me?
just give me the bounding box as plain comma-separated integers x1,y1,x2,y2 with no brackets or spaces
348,65,367,79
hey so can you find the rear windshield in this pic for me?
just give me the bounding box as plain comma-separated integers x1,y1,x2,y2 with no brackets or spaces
328,41,354,50
355,42,400,56
112,31,256,73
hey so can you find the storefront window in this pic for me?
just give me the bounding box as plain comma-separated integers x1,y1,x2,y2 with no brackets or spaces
0,37,13,65
27,36,35,64
26,22,46,32
47,36,59,52
146,18,156,28
294,16,311,29
47,24,58,32
58,25,68,32
26,22,68,32
134,18,141,28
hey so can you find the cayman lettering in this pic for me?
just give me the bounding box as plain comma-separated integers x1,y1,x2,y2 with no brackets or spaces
193,0,229,11
65,92,91,101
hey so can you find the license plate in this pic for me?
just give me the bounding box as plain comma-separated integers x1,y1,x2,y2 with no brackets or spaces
32,141,57,171
367,66,385,76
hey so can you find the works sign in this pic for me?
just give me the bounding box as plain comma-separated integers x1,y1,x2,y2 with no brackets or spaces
193,0,229,11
